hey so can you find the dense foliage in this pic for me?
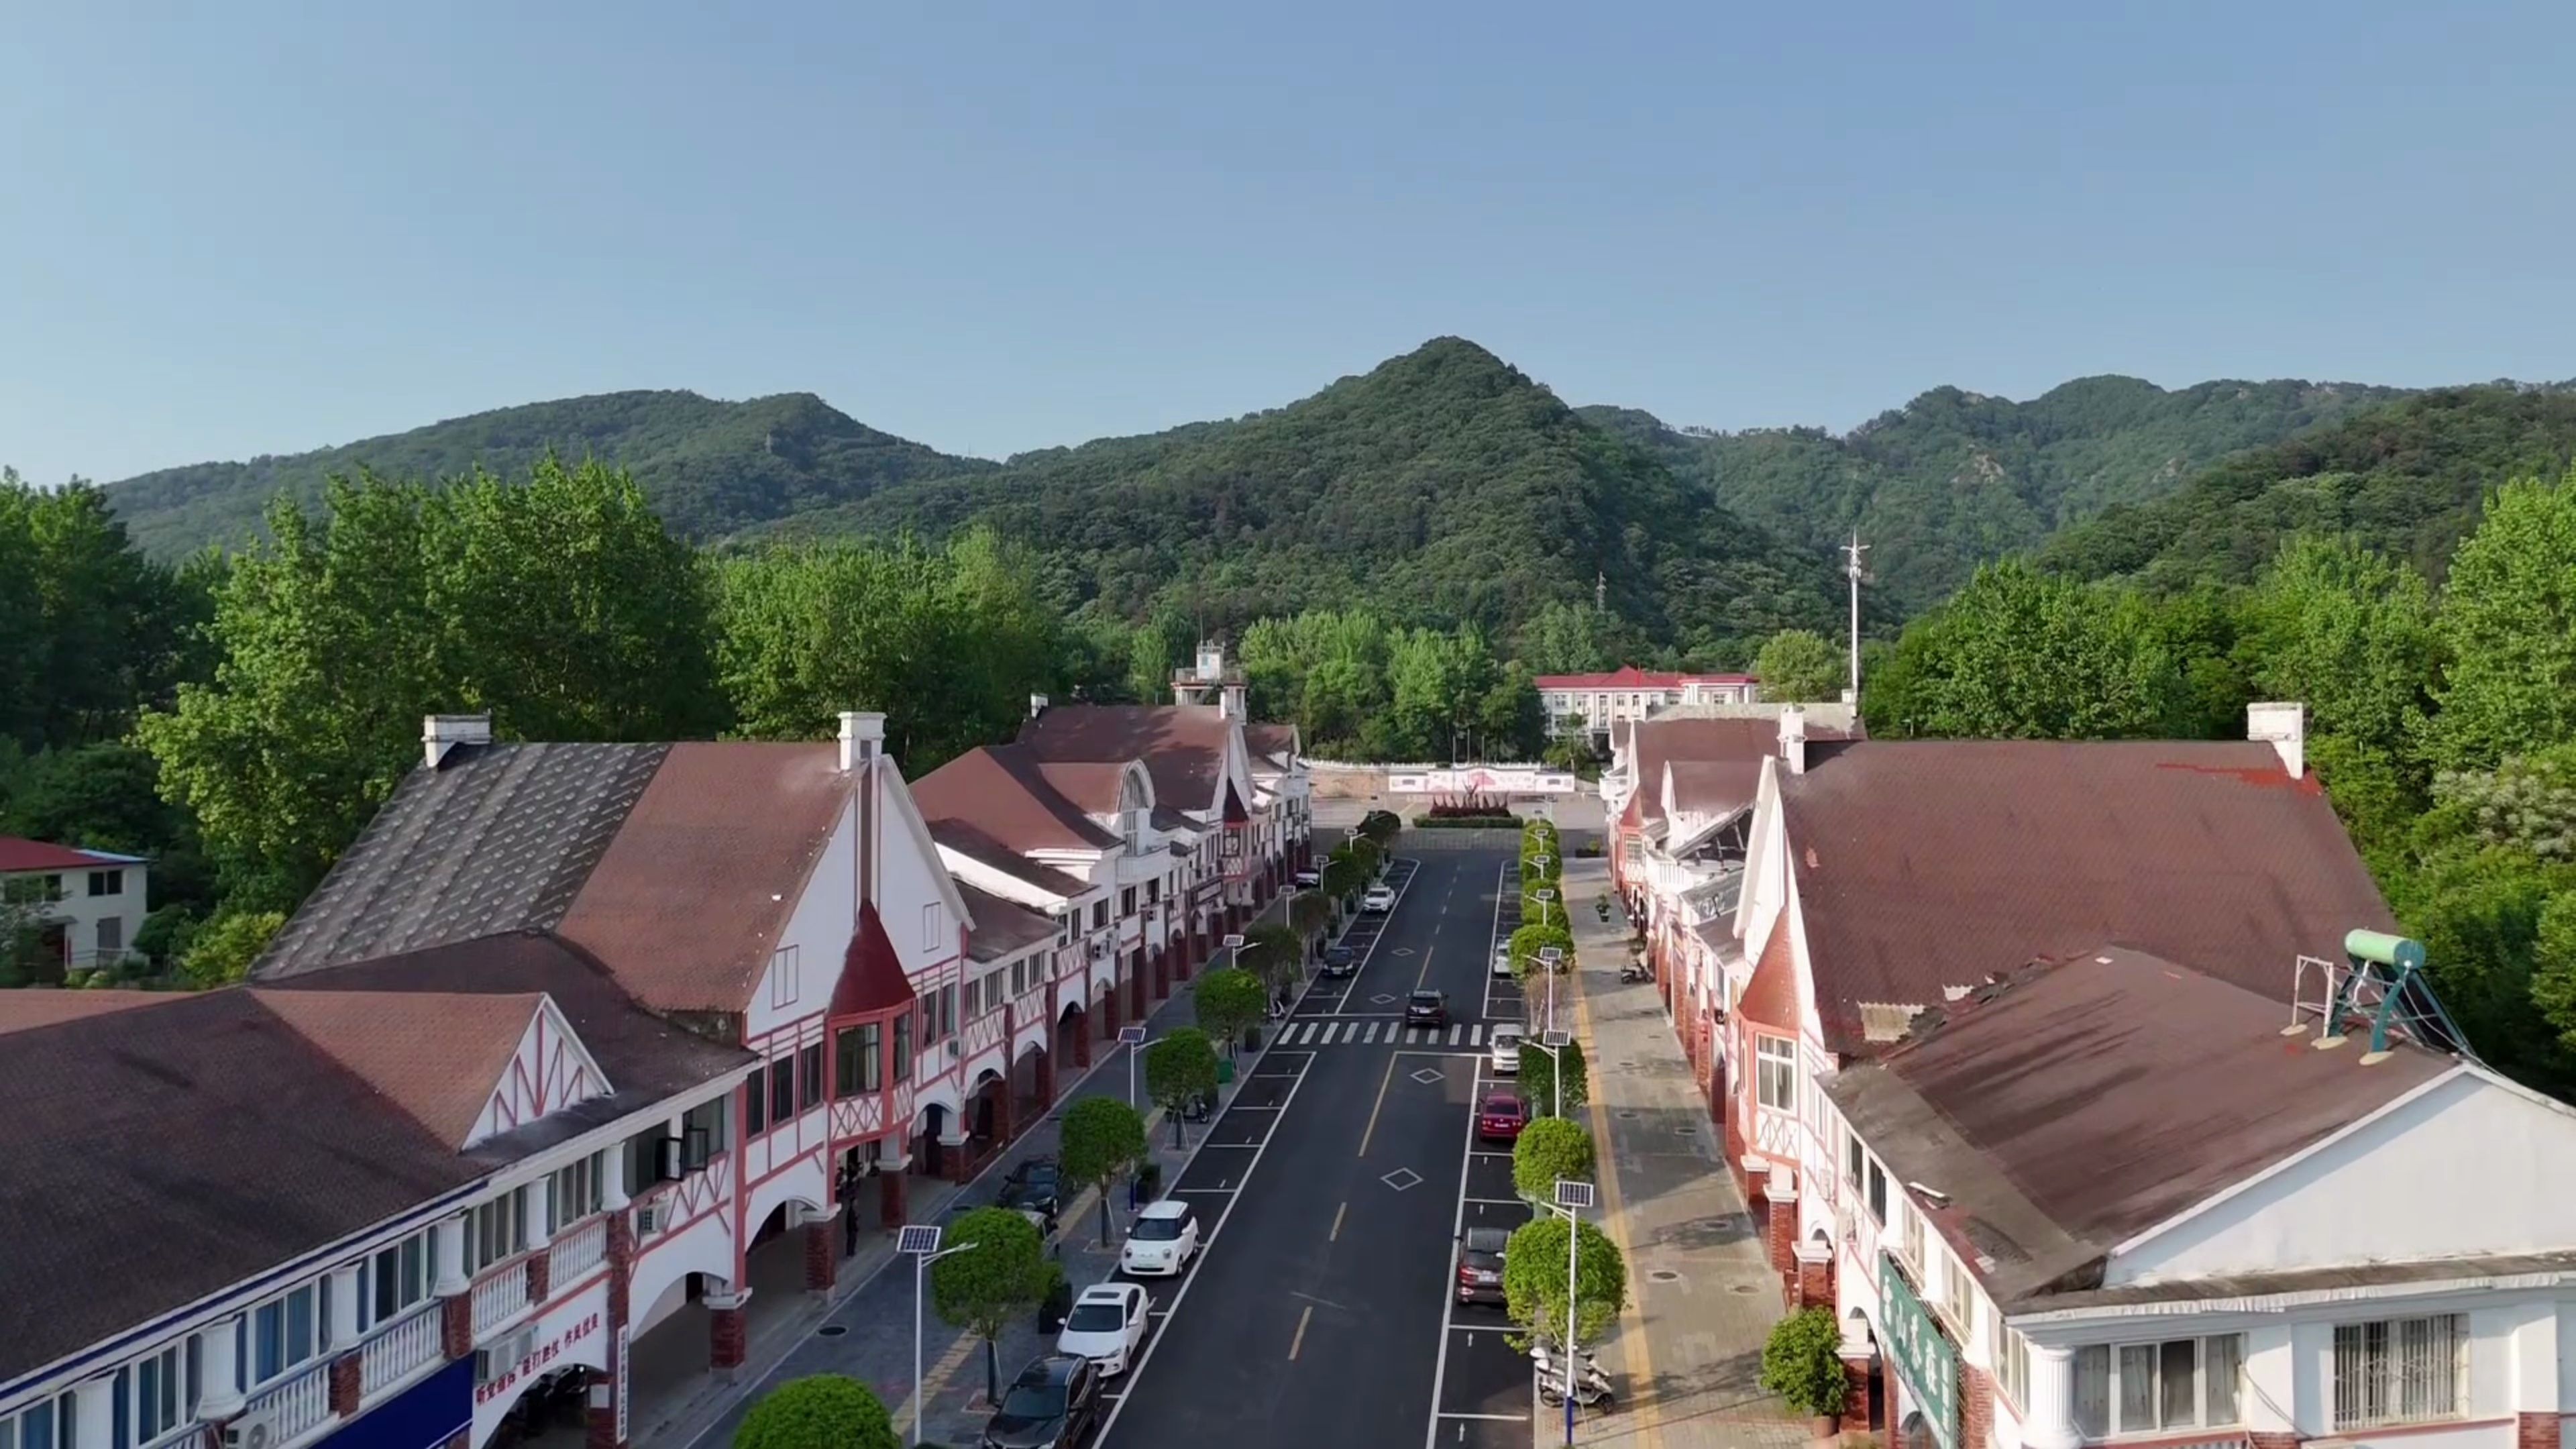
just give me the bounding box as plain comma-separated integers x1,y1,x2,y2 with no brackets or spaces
732,1375,898,1449
929,1206,1051,1405
1191,967,1267,1055
1142,1027,1220,1144
1237,609,1544,761
1501,1214,1626,1353
1511,1116,1596,1203
1760,1307,1850,1418
1057,1096,1148,1245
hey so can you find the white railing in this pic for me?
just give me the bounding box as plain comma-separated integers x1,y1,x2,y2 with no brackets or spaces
361,1305,443,1395
470,1260,531,1336
549,1218,608,1286
244,1362,332,1445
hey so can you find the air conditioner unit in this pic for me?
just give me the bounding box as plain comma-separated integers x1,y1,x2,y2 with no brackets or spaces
476,1326,537,1384
221,1406,283,1449
945,1039,961,1059
635,1199,667,1236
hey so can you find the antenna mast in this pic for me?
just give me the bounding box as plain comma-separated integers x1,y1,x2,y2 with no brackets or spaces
1595,570,1606,614
1843,533,1869,706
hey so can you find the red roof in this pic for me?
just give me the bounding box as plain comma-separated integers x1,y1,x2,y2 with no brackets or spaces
1534,666,1757,691
0,837,120,872
831,904,918,1016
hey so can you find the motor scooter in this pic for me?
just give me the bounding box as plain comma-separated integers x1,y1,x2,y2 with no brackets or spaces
1537,1366,1616,1411
1618,959,1651,984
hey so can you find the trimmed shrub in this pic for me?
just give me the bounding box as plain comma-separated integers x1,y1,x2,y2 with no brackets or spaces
732,1375,898,1449
1760,1307,1849,1417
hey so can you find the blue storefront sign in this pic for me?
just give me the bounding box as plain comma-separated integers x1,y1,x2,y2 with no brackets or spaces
315,1360,472,1449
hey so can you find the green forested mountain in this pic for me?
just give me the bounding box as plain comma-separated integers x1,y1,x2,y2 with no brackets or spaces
758,337,1859,661
2038,384,2576,592
1586,375,2410,614
105,389,994,555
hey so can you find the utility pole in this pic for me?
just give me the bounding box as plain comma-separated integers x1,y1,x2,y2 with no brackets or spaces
1594,570,1606,614
1843,533,1869,706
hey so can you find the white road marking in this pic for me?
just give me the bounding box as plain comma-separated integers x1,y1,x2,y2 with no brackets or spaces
1464,1196,1523,1206
1364,1021,1382,1042
1437,1413,1529,1421
1424,1059,1483,1449
1448,1024,1464,1045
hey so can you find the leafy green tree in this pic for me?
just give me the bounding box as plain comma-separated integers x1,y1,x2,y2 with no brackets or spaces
1475,664,1546,759
1143,1028,1220,1145
1760,1307,1850,1418
1191,967,1267,1055
1509,922,1575,982
1753,629,1845,703
1288,889,1331,943
1501,1214,1626,1354
1511,1116,1595,1203
1518,1034,1588,1117
2424,469,2576,773
1517,600,1616,676
1866,559,2179,740
1242,922,1306,1001
1127,608,1195,709
731,1374,898,1449
2529,891,2576,1053
930,1207,1050,1405
1057,1096,1147,1245
177,909,285,988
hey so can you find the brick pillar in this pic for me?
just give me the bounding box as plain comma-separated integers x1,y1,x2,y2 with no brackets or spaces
1152,949,1169,1000
708,1295,748,1373
1763,1170,1799,1299
525,1250,551,1307
1102,985,1123,1036
1034,1047,1057,1109
1839,1353,1878,1434
1175,941,1193,983
1794,1240,1833,1309
993,1081,1015,1145
880,1168,909,1228
1072,1016,1092,1069
2248,1436,2305,1449
1128,963,1147,1022
2519,1416,2560,1449
440,1291,472,1360
586,1379,622,1449
803,1218,837,1292
1961,1364,1994,1449
328,1353,362,1417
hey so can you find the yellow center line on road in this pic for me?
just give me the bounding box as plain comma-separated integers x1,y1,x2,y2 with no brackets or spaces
1289,1303,1314,1360
1330,1201,1348,1241
1357,1051,1399,1157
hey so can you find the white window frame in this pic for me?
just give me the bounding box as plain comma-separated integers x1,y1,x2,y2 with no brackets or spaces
768,945,800,1008
363,1228,431,1330
2332,1314,2465,1430
2073,1334,2244,1438
1754,1034,1798,1112
466,1187,528,1275
921,902,941,952
248,1280,324,1386
1937,1248,1976,1334
129,1340,191,1446
549,1153,604,1234
1992,1319,2031,1412
3,1393,67,1449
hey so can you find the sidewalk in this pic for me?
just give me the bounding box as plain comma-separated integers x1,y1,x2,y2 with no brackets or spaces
636,894,1299,1449
1557,859,1804,1449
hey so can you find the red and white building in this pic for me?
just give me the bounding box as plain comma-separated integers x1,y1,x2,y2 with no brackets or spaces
0,835,148,974
1536,665,1760,748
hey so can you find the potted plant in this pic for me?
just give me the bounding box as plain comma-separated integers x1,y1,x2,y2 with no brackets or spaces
1759,1306,1849,1437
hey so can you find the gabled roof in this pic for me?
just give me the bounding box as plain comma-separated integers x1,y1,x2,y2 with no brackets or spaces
1780,740,2396,1055
929,822,1095,900
1020,704,1234,816
0,989,484,1383
0,837,142,873
251,989,549,1150
911,746,1120,855
0,989,173,1035
1825,947,2453,1305
1242,722,1300,767
1630,719,1779,825
555,742,851,1015
957,881,1059,963
1033,761,1134,818
1665,759,1762,819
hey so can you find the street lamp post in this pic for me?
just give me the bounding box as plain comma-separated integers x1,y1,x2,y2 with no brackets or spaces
1531,1026,1573,1120
899,1226,981,1448
1118,1024,1148,1110
1551,1178,1598,1446
1537,946,1564,1040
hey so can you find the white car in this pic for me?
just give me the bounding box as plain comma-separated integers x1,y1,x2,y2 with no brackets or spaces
1293,867,1321,888
1491,943,1515,978
1056,1282,1151,1376
1119,1199,1201,1276
1489,1024,1525,1075
1361,884,1397,914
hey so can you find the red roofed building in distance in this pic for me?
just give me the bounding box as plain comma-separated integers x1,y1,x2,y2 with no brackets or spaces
0,835,148,977
1534,664,1759,749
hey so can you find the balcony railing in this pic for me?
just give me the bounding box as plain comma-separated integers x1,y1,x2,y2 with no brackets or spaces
244,1362,333,1446
470,1259,531,1336
549,1218,608,1285
361,1304,444,1395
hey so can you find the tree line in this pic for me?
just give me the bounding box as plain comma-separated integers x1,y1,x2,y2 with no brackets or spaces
1861,465,2576,1094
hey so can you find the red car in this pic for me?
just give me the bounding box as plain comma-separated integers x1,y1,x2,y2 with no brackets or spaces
1477,1092,1527,1142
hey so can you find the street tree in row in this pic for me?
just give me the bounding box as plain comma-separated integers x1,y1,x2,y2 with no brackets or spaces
1502,1214,1627,1356
1192,967,1267,1057
1509,922,1574,981
1760,1307,1851,1422
1143,1028,1220,1146
1243,921,1306,1004
930,1206,1051,1407
1519,1035,1589,1118
1511,1116,1596,1205
1058,1095,1148,1246
731,1374,898,1449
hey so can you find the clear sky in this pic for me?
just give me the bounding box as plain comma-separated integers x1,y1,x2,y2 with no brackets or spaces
4,3,2571,484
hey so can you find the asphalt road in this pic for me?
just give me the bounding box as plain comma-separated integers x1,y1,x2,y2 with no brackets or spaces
1099,849,1534,1449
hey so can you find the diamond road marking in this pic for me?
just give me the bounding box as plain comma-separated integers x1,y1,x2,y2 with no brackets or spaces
1381,1167,1424,1192
1392,947,1415,956
1371,992,1398,1005
1411,1067,1444,1084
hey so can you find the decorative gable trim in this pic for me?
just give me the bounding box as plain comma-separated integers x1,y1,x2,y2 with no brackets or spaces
878,757,974,938
467,995,612,1149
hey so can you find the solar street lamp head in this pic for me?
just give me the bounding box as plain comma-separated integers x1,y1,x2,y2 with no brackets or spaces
1222,933,1245,949
1117,1025,1148,1046
1554,1180,1596,1211
897,1225,944,1256
1542,1029,1572,1049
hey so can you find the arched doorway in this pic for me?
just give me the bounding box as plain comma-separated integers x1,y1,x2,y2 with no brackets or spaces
1012,1040,1052,1123
918,1101,950,1177
1059,1000,1090,1069
970,1067,1006,1141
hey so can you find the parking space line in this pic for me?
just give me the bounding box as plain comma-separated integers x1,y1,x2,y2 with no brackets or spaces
1438,1413,1528,1421
1330,1201,1347,1241
1464,1196,1521,1206
1288,1303,1313,1360
1424,1060,1482,1449
1469,1150,1512,1160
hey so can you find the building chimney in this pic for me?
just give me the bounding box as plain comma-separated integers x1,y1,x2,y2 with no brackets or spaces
422,713,492,770
1220,682,1246,721
839,710,885,772
1028,693,1049,720
1778,704,1808,776
2247,702,2306,778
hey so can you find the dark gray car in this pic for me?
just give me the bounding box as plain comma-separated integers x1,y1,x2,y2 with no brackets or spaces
982,1354,1100,1449
1454,1226,1510,1305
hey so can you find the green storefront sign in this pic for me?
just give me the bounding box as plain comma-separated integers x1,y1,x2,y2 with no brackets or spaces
1879,1254,1960,1449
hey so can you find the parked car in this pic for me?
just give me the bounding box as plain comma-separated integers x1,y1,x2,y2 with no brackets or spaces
1487,1024,1525,1075
1320,944,1356,978
1491,942,1515,978
1454,1226,1511,1305
1361,883,1397,914
1477,1092,1527,1143
1119,1199,1201,1277
998,1157,1063,1219
1056,1283,1152,1376
1405,989,1450,1029
981,1354,1101,1449
1293,867,1321,888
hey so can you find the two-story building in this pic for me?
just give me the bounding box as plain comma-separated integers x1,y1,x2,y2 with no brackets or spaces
0,835,148,976
1536,666,1761,749
1822,944,2576,1449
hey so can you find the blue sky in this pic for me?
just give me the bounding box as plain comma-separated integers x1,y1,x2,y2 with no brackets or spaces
4,3,2571,484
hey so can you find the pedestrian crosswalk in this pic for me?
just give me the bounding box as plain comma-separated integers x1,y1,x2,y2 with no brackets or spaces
1274,1019,1503,1048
